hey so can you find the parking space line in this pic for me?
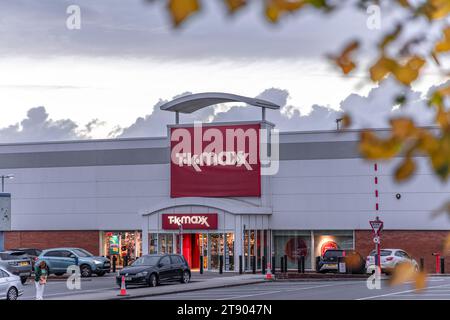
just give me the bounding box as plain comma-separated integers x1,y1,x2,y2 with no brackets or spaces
217,283,343,300
357,283,450,300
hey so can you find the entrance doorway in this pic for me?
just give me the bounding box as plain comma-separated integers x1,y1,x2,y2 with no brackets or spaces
152,232,235,271
182,234,200,269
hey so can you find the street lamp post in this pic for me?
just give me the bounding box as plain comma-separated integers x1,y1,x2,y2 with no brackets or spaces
1,174,14,193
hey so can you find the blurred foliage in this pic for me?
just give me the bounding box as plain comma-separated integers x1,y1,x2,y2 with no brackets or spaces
390,262,427,291
150,0,450,287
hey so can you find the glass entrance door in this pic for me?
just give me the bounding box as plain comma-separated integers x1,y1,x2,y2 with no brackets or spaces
199,233,208,270
209,234,220,270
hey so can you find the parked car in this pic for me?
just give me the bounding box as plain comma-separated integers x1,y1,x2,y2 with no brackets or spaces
116,254,191,287
317,249,366,274
0,251,32,285
0,266,23,300
366,249,419,275
36,247,111,277
10,248,42,269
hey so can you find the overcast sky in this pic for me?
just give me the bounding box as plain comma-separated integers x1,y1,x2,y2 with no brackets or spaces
0,0,448,142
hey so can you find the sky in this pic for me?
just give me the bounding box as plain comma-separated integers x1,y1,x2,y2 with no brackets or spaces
0,0,448,142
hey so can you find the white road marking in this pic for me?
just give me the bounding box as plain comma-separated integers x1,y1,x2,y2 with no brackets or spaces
357,283,450,300
217,283,345,300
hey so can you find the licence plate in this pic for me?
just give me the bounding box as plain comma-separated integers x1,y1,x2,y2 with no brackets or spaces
19,262,29,266
327,264,337,268
125,277,132,281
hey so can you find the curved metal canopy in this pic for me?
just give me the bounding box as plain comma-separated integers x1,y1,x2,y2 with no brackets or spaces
159,92,280,114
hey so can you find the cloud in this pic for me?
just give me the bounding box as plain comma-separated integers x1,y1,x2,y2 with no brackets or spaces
0,106,98,143
0,78,443,143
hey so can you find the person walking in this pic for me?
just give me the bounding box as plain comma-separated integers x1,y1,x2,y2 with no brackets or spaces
34,261,48,300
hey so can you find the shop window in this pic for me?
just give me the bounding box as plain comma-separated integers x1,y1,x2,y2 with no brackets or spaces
158,234,174,254
314,230,354,259
273,230,312,270
225,233,234,271
103,231,142,267
148,233,158,254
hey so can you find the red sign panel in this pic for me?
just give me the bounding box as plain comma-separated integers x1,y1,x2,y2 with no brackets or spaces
170,123,261,197
162,214,218,230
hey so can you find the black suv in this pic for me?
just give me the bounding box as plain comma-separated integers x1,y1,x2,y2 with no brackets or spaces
116,254,191,287
316,249,366,274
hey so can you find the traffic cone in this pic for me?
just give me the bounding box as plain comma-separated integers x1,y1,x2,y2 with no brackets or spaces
118,275,128,296
265,264,273,280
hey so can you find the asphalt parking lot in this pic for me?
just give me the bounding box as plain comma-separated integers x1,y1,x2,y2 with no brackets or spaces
17,273,450,300
139,277,450,300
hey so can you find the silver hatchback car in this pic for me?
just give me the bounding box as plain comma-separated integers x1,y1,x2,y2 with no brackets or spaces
0,266,23,300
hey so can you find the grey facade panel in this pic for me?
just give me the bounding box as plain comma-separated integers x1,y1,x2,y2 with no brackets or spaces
279,141,361,160
0,141,361,169
0,148,169,169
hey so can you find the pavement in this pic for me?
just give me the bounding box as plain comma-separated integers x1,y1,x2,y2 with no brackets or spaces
18,272,450,300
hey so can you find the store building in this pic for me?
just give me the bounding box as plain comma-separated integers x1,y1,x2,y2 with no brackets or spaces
1,93,450,272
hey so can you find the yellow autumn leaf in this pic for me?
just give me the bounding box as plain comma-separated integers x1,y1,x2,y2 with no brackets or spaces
341,113,352,129
390,262,416,286
395,157,416,182
435,27,450,53
369,56,397,82
423,0,450,20
224,0,246,13
329,40,359,74
443,233,450,252
417,130,439,154
390,117,417,139
436,109,450,129
168,0,200,27
393,56,426,85
370,56,425,85
379,24,402,50
264,0,309,23
390,262,427,292
359,131,401,160
430,147,450,180
415,271,427,291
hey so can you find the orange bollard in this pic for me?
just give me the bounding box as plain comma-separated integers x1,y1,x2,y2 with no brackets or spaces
118,275,128,296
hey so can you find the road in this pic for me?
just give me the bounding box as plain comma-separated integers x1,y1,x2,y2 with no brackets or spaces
17,274,450,300
139,277,450,300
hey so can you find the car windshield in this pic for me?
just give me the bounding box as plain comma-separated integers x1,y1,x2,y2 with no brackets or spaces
132,256,160,266
0,253,15,260
369,250,392,256
72,249,93,257
8,251,26,256
324,250,344,258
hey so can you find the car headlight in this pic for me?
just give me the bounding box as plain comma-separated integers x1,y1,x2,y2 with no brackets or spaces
93,260,103,265
136,271,148,277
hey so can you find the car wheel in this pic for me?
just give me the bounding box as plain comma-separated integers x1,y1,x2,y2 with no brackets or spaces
96,271,106,277
20,276,28,285
148,273,158,287
181,271,190,284
6,287,18,301
54,273,64,276
80,265,92,277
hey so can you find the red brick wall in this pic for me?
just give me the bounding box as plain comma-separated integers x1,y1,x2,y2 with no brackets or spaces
356,230,450,273
4,231,100,255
